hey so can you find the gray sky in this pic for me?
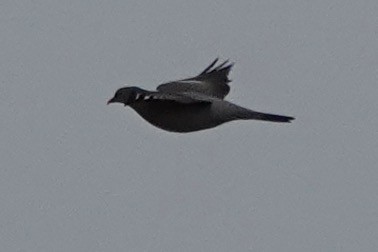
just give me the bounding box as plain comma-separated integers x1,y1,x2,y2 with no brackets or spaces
1,0,377,251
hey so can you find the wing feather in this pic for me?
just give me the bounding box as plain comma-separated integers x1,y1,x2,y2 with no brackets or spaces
133,90,212,105
157,59,234,99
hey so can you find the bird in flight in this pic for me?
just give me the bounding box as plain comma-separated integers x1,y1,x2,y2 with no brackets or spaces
107,58,294,133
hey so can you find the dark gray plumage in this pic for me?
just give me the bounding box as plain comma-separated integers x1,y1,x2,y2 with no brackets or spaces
108,59,294,133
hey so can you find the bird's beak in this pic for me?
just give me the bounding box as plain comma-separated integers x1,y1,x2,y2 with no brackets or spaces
107,98,115,105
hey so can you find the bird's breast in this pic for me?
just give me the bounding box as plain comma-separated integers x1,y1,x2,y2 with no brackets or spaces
130,101,227,132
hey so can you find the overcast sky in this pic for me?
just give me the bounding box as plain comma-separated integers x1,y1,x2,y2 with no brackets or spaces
1,0,378,251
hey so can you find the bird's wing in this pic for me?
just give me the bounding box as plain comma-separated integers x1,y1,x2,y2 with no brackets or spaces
156,58,233,99
134,90,213,105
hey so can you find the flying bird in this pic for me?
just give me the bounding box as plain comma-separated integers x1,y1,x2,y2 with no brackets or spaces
108,58,294,133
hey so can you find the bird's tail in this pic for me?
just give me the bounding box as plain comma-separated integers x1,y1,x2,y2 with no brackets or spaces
238,110,295,123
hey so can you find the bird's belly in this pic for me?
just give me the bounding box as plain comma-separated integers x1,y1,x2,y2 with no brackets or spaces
132,103,224,133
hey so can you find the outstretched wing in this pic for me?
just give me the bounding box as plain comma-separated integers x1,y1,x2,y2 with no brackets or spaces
157,58,233,99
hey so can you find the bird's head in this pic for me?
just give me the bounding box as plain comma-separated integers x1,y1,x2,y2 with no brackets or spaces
107,86,140,106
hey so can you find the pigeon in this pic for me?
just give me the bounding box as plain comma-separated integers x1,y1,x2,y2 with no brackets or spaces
107,58,294,133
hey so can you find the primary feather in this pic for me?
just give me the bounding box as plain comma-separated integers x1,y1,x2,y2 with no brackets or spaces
157,58,233,99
